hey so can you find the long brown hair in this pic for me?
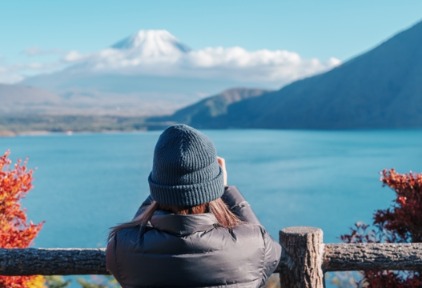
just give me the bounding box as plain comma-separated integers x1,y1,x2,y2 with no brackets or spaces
109,198,240,240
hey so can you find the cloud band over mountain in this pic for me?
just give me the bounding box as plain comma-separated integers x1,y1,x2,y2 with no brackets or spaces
1,30,340,87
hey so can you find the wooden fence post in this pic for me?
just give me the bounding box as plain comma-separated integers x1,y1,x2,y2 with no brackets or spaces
279,227,324,288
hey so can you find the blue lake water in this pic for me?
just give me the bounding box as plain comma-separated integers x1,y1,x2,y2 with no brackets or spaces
1,129,421,249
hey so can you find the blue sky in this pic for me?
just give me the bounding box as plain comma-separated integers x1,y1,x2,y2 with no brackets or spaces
1,0,421,84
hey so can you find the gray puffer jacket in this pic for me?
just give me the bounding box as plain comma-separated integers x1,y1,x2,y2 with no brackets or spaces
106,186,281,288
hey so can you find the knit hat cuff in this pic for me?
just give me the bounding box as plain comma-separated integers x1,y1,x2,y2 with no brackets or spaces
148,168,225,207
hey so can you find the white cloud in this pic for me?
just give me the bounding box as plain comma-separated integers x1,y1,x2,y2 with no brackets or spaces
22,47,63,57
0,48,79,83
63,50,87,62
181,47,339,85
328,57,342,66
0,36,341,87
0,60,66,84
0,65,24,84
186,47,303,68
65,45,341,88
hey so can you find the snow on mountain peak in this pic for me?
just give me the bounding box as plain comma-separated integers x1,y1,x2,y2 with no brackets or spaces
111,29,191,57
61,29,339,89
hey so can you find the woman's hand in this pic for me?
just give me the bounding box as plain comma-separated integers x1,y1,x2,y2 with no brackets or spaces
217,156,228,186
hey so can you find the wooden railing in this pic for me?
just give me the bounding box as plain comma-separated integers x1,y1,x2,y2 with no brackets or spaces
277,227,422,287
1,226,422,287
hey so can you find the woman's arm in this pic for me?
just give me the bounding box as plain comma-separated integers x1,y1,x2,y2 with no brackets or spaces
222,185,261,224
217,157,261,224
260,227,282,285
106,234,122,284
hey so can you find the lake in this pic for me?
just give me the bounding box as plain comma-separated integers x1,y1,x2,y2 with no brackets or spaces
1,129,421,249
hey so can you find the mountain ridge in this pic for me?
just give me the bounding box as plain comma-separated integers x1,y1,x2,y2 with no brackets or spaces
148,88,270,128
3,19,420,131
162,20,422,129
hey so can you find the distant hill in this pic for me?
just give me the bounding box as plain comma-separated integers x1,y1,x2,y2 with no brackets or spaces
161,20,422,129
0,84,61,114
22,73,245,116
148,88,270,128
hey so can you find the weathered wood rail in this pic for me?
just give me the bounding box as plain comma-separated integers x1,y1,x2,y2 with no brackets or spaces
1,227,422,287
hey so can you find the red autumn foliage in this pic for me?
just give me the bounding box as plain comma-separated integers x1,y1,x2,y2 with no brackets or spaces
0,151,45,288
341,169,422,287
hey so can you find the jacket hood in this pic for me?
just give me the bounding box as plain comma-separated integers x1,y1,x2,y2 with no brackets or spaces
150,212,218,236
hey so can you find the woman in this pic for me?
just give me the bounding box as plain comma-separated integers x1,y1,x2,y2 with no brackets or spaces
106,124,281,287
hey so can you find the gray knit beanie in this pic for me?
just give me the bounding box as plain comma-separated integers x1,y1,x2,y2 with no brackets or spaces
148,124,224,207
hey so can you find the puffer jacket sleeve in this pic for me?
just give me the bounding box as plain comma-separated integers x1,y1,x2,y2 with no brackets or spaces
106,235,122,284
221,186,260,224
260,227,282,285
222,186,282,284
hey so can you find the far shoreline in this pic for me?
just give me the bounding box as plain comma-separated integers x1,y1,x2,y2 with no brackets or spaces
0,129,154,138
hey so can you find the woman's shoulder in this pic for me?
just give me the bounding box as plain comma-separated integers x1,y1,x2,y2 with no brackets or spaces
212,222,270,245
233,221,268,234
113,225,148,244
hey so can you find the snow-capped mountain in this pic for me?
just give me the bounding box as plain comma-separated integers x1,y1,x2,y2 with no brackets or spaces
65,30,193,75
112,30,191,57
19,29,338,116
